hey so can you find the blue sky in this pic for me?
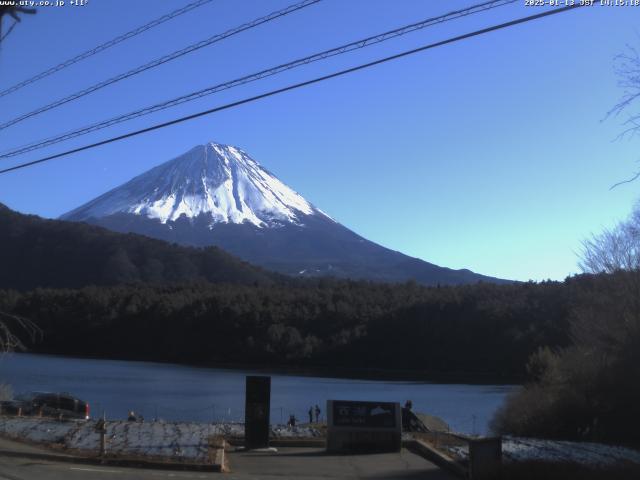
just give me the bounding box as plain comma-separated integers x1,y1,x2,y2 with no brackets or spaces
0,0,639,282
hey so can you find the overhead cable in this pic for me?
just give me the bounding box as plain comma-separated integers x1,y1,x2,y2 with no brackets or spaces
0,4,584,176
0,0,217,98
0,0,517,159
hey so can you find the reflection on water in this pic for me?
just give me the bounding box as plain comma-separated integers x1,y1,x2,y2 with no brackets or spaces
0,353,515,434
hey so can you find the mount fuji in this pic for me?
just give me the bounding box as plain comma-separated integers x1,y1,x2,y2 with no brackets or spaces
62,142,504,285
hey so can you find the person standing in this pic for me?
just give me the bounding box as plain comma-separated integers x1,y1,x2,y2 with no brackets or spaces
314,404,321,423
308,406,313,424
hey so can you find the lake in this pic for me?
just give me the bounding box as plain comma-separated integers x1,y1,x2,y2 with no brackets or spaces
0,353,515,435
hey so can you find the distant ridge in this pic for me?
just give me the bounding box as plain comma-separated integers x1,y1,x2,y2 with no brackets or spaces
0,203,277,291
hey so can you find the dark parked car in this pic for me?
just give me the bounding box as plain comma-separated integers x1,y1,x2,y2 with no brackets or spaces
0,399,24,415
14,392,90,420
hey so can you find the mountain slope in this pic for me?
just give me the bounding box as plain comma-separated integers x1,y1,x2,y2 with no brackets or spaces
0,203,277,291
62,142,506,286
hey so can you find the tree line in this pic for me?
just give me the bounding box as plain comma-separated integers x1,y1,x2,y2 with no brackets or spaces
0,277,573,380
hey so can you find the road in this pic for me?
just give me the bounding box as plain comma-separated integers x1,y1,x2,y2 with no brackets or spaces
0,457,212,480
226,447,457,479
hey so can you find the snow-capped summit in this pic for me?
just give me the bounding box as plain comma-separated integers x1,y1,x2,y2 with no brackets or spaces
62,142,327,228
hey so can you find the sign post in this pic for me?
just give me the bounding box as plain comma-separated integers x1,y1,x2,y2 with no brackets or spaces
95,414,107,458
327,400,401,453
469,437,502,480
244,376,271,449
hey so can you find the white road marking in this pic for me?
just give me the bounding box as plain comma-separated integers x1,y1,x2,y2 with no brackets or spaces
69,467,123,474
68,466,208,478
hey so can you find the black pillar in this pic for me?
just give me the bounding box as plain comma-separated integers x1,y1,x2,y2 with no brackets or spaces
244,375,271,449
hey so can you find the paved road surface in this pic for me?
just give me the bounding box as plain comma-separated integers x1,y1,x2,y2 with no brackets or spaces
227,447,457,479
0,457,212,480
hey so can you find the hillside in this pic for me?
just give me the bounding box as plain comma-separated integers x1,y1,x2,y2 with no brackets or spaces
0,203,277,290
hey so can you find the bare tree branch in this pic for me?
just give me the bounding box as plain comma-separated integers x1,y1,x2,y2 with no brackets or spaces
607,42,640,126
609,170,640,190
0,6,36,45
0,311,41,353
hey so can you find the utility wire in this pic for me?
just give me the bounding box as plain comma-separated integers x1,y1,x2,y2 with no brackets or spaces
0,0,517,159
0,0,322,131
0,4,584,176
0,0,216,98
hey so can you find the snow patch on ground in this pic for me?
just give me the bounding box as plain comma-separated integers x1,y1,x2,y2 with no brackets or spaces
0,417,321,462
445,436,640,467
0,417,71,444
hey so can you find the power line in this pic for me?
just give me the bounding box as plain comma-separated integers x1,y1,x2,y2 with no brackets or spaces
0,3,584,176
0,0,216,99
0,0,517,159
0,0,322,131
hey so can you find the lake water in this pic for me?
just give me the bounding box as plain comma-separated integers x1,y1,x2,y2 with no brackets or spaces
0,353,515,435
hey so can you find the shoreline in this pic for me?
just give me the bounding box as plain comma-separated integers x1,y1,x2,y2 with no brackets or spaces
22,350,522,385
